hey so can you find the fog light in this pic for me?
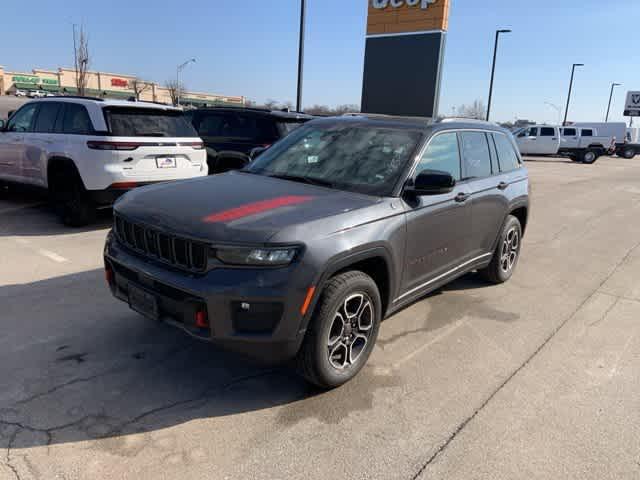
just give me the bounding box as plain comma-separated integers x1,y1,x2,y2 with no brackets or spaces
195,310,209,329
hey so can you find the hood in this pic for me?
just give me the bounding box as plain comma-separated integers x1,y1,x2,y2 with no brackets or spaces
114,171,382,244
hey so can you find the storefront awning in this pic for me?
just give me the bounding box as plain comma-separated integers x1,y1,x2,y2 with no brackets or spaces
61,87,79,94
41,84,60,92
14,83,38,90
104,90,134,99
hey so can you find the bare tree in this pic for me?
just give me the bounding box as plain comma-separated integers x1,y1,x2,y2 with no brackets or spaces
73,25,90,96
131,78,151,100
304,104,360,116
165,79,185,106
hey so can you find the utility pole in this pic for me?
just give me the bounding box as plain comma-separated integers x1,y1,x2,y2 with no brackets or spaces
176,58,196,106
296,0,307,112
605,82,621,122
563,63,584,126
486,29,511,121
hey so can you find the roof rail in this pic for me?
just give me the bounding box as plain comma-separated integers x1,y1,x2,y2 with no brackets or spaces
439,117,495,124
341,112,433,122
44,95,104,101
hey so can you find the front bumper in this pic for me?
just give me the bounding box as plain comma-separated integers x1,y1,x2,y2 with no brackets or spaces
104,231,315,364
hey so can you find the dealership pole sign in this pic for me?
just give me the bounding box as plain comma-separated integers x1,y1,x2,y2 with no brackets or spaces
361,0,450,118
624,91,640,117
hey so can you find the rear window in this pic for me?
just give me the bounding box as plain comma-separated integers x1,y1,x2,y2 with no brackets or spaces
581,129,593,137
103,107,198,138
540,127,556,136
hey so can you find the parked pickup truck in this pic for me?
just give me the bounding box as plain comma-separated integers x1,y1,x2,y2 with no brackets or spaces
516,125,611,164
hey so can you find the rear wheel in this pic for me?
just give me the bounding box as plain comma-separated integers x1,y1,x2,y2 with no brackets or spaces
297,271,381,389
49,168,95,226
622,147,636,159
580,149,598,164
480,215,522,284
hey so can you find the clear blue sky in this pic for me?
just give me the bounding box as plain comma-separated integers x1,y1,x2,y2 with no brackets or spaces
2,0,637,123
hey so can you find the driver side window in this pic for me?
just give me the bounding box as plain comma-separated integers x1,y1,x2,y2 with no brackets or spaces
415,132,461,181
7,104,38,132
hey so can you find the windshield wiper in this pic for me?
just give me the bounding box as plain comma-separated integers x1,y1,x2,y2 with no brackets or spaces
268,174,335,189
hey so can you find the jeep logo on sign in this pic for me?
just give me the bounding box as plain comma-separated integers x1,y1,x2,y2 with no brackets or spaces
372,0,436,9
633,94,640,105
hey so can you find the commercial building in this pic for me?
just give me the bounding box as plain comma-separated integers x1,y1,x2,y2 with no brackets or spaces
0,65,245,107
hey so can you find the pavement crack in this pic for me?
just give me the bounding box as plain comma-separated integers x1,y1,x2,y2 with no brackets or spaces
410,237,640,479
113,369,280,434
5,427,21,480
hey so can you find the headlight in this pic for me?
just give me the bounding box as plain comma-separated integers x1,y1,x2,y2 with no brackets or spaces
214,247,299,266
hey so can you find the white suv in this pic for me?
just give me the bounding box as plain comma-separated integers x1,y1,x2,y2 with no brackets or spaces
0,97,208,225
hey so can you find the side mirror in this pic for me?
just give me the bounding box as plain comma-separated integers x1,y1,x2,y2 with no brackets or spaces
7,110,15,119
249,146,269,160
406,170,456,196
0,120,5,131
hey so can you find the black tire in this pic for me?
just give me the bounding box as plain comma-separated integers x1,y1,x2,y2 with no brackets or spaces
480,215,522,284
50,169,95,227
297,271,382,389
580,149,598,164
622,148,636,159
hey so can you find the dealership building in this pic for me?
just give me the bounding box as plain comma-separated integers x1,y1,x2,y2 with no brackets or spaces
0,65,245,107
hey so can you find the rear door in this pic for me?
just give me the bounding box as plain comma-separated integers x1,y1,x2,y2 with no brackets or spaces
459,131,507,258
27,101,63,186
401,131,473,298
560,127,579,149
0,103,38,182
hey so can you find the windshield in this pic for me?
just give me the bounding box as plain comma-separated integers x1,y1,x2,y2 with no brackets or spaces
103,107,199,137
246,122,422,196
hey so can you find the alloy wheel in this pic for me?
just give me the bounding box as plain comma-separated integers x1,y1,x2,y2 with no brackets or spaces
327,293,374,370
500,227,520,273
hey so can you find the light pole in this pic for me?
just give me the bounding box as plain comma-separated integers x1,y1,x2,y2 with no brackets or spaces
486,29,511,121
176,58,196,106
545,102,562,125
563,63,584,125
605,82,621,122
296,0,307,112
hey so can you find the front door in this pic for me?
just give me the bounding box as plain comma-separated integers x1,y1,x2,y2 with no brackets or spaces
516,127,537,155
400,131,473,299
0,103,38,182
536,126,560,154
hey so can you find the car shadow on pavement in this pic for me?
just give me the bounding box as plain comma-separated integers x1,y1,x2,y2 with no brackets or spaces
0,184,113,237
0,268,507,451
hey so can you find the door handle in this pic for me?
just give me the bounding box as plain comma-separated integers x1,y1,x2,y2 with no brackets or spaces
552,137,558,140
497,182,509,190
455,192,470,203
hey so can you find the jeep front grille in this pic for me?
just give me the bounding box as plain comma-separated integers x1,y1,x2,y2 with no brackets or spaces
114,215,208,273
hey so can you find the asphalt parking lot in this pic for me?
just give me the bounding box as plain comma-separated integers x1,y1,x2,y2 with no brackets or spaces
1,156,640,480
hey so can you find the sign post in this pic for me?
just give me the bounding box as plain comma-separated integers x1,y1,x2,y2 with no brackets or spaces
624,91,640,118
361,0,451,118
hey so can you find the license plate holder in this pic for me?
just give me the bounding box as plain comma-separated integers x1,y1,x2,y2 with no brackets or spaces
128,283,159,320
156,157,177,168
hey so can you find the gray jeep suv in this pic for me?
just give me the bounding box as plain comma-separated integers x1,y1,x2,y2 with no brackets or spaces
104,115,529,388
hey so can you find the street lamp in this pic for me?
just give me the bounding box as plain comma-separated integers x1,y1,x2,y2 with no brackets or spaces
486,29,511,121
296,0,307,112
563,63,584,126
545,102,562,125
176,58,196,106
605,82,621,122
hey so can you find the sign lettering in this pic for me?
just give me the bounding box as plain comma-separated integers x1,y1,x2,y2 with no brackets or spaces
12,75,59,86
624,91,640,117
111,78,129,88
373,0,436,9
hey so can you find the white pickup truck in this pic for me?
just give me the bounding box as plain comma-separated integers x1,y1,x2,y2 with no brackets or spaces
515,125,612,164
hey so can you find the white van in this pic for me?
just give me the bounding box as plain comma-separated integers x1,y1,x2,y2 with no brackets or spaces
516,125,611,164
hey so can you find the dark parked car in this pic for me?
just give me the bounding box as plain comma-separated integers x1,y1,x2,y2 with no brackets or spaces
104,115,530,388
185,106,313,173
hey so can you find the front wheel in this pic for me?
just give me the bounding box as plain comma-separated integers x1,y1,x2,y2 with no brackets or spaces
480,215,523,284
297,271,381,389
